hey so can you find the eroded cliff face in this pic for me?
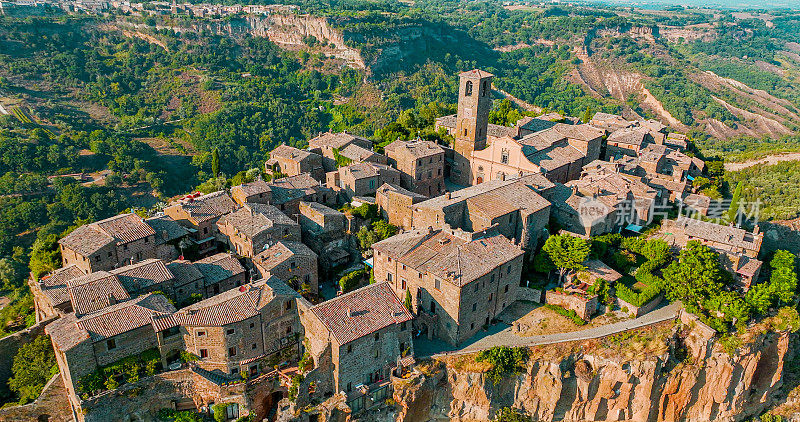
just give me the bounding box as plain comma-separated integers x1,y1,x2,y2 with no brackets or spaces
393,329,793,422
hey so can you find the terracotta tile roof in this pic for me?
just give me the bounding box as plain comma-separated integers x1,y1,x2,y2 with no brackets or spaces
170,191,238,223
414,174,550,214
68,272,131,316
435,114,514,138
607,126,649,147
270,145,319,163
310,281,412,344
300,201,343,217
39,265,85,306
373,229,524,287
517,116,558,132
145,215,189,245
340,162,398,180
376,183,427,200
665,218,763,251
268,173,327,205
253,241,317,270
338,144,380,162
111,259,174,293
59,213,156,256
683,193,711,209
231,180,271,198
76,294,176,342
46,313,88,351
308,132,372,150
736,255,762,277
194,253,246,286
173,278,298,327
459,69,493,78
166,260,204,287
384,139,445,159
218,203,297,239
577,259,623,284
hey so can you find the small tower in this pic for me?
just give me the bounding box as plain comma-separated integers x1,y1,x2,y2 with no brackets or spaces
452,69,493,186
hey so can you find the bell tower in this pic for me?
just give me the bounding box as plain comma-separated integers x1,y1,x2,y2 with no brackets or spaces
452,69,492,186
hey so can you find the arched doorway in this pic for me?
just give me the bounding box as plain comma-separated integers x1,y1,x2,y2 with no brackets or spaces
264,390,284,422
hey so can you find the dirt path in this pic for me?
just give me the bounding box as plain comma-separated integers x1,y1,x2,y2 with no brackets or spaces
492,86,543,113
724,152,800,172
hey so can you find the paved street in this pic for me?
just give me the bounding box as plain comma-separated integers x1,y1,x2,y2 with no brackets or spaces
416,302,682,358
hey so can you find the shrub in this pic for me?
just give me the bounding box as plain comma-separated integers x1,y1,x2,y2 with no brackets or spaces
288,374,305,402
212,403,234,422
543,304,587,325
476,346,528,385
493,407,534,422
157,408,204,422
339,269,366,293
180,350,200,363
615,283,661,307
78,349,162,397
8,335,58,405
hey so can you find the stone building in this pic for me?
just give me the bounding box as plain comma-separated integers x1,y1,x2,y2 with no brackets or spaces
253,241,319,294
194,253,247,297
231,179,272,206
297,202,350,269
336,143,387,166
159,278,304,377
447,69,494,186
589,112,634,133
375,183,427,230
164,191,239,256
567,171,661,227
216,203,301,258
325,162,401,200
548,183,622,238
165,260,206,306
470,123,603,185
372,227,524,345
47,294,178,418
383,139,446,197
145,215,191,261
267,173,334,216
307,132,374,172
265,145,325,181
411,174,552,251
604,126,651,159
58,213,160,274
300,282,413,411
659,218,764,289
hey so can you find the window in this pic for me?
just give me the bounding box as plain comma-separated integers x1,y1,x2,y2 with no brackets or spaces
471,322,475,330
286,300,292,310
231,367,239,376
144,237,149,244
369,180,375,189
226,328,236,336
107,251,112,257
474,283,479,292
472,303,477,312
427,170,432,179
374,332,380,341
501,149,509,164
507,266,512,274
387,273,393,282
374,349,380,358
347,382,352,392
430,301,436,314
228,347,237,357
106,339,116,350
347,344,352,353
123,244,128,251
95,256,101,262
250,322,255,328
400,342,406,353
504,285,509,293
200,349,208,358
465,81,473,96
490,274,495,283
434,279,441,290
286,325,292,334
401,322,407,331
203,227,208,234
290,261,296,269
401,264,406,270
463,128,468,137
482,80,489,97
488,293,493,302
252,343,257,350
196,330,206,337
401,278,407,290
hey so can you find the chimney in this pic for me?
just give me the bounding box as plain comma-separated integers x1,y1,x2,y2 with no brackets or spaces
108,294,117,306
445,191,451,200
346,308,352,317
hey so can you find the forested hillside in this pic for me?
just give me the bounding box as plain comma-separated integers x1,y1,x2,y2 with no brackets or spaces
1,0,800,349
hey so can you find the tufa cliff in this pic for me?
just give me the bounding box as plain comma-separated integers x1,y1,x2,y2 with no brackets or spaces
386,320,794,422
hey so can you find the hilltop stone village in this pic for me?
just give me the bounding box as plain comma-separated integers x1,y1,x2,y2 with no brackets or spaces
26,70,765,422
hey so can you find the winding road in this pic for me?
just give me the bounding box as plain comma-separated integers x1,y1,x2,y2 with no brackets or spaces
724,152,800,172
421,302,682,358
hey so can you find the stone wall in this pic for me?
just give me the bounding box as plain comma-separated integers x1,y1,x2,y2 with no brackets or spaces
0,318,54,398
616,293,664,318
516,287,542,303
544,290,598,320
0,375,73,422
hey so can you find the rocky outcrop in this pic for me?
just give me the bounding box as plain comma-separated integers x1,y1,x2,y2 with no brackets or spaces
393,328,793,422
114,14,365,69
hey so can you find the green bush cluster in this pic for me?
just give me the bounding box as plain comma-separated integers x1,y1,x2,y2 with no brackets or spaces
614,282,661,308
543,304,586,325
339,269,367,293
157,408,203,422
475,346,529,385
78,349,162,397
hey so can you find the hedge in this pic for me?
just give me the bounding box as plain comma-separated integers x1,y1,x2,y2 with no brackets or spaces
615,282,662,307
78,348,162,397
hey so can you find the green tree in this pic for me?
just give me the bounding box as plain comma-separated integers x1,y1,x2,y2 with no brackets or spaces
494,407,533,422
8,335,58,404
404,288,413,312
0,257,24,291
581,106,592,123
211,148,220,178
541,234,590,283
727,181,743,222
29,234,61,279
